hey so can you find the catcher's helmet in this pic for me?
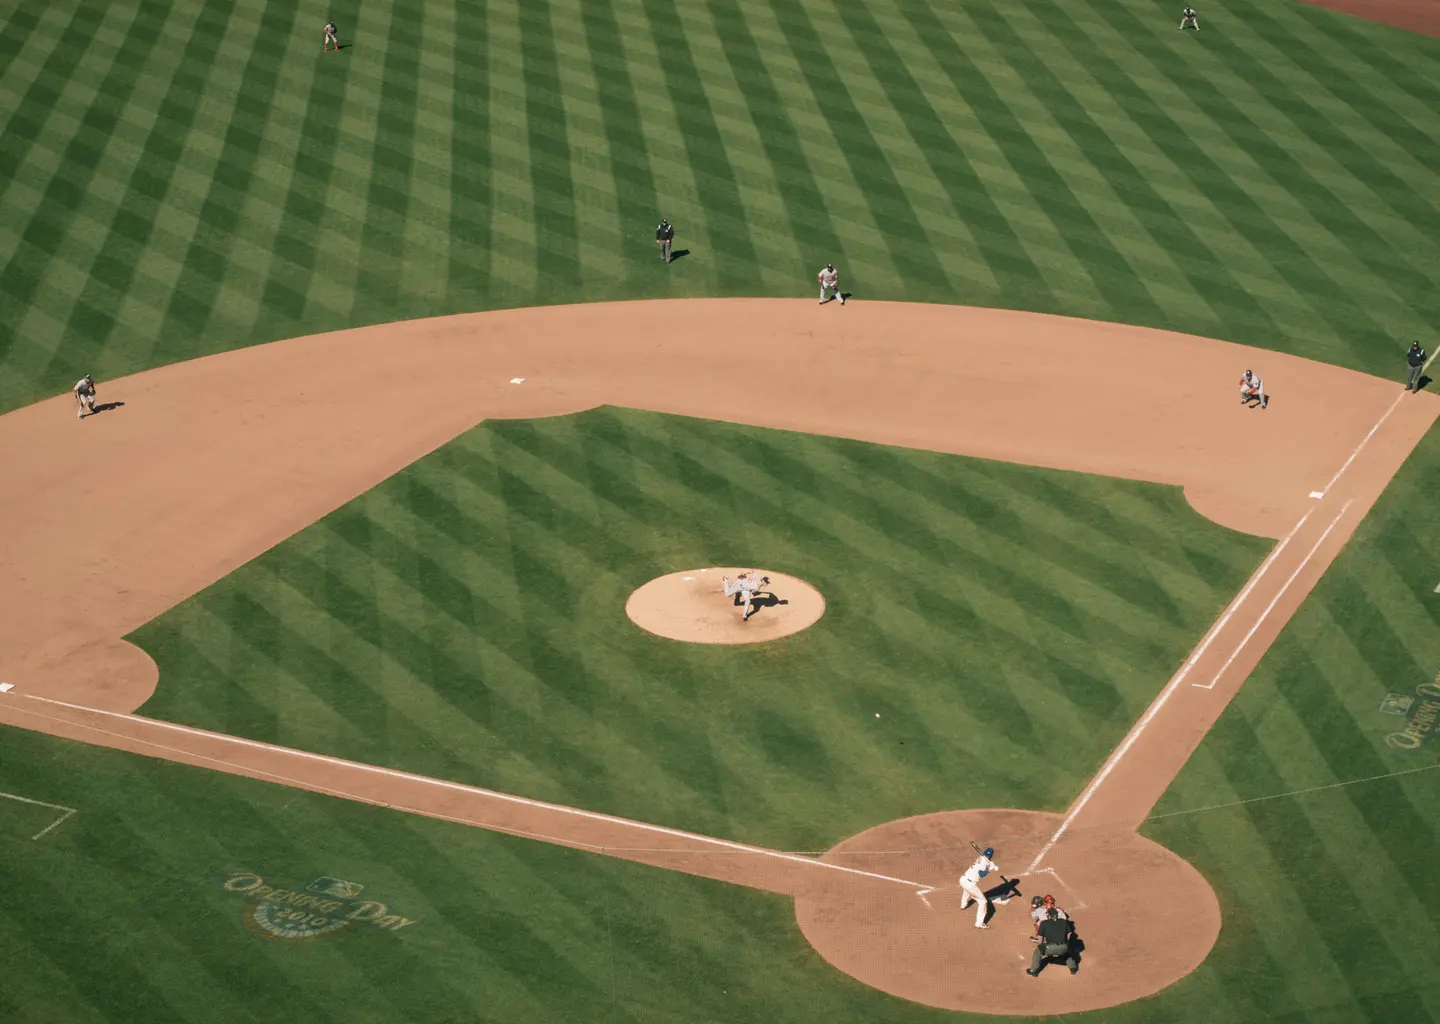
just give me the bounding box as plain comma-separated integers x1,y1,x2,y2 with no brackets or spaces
1042,894,1056,906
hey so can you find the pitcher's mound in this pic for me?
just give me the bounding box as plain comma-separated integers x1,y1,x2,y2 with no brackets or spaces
795,808,1221,1015
626,568,825,644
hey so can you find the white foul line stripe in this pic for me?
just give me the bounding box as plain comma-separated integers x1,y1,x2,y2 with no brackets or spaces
1025,507,1313,874
13,695,930,892
0,790,78,840
1319,391,1404,498
1196,502,1351,690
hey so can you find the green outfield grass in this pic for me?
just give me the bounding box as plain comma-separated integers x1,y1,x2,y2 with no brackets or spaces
1,0,1439,415
6,0,1440,1019
3,410,1267,1024
131,409,1267,847
1143,423,1440,1023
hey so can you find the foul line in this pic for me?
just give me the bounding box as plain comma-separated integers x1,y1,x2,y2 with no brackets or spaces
0,790,78,840
1023,508,1312,873
1315,391,1404,498
1146,762,1440,821
9,694,930,893
1194,502,1351,690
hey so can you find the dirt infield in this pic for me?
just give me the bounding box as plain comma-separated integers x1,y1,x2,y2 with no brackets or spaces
1,298,1436,1014
1297,0,1440,38
797,809,1221,1016
626,569,825,644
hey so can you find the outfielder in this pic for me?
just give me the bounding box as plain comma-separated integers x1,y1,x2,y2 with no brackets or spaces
818,264,844,305
722,572,770,622
1239,369,1267,409
73,374,97,419
1180,6,1199,30
958,847,1003,928
323,19,340,51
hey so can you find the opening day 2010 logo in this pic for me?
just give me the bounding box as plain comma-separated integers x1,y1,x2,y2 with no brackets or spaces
1379,677,1440,752
222,872,419,943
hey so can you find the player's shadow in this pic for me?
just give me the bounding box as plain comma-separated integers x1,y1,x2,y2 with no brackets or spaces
977,880,1022,924
732,591,788,617
89,401,125,415
668,248,690,262
1242,393,1272,409
1415,375,1432,392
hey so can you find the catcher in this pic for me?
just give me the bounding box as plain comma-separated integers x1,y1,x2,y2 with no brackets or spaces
1240,369,1268,409
73,373,97,419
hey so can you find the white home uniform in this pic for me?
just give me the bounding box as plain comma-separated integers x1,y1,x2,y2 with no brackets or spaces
817,265,843,305
722,573,764,620
73,376,96,418
958,853,1001,928
1240,370,1267,408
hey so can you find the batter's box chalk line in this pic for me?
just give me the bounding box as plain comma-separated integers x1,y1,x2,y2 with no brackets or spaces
0,791,78,840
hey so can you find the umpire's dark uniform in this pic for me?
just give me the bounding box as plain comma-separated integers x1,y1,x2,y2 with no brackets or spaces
655,219,675,263
1406,342,1427,391
1027,909,1078,976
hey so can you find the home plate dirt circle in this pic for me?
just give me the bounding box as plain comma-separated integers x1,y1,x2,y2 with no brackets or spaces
625,569,825,644
795,808,1221,1016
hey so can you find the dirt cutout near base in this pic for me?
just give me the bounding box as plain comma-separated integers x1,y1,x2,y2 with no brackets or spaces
1295,0,1440,39
626,569,825,644
1,299,1437,1015
796,809,1221,1016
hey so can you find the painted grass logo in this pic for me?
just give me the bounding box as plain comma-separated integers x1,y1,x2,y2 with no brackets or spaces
1382,679,1440,752
223,872,418,943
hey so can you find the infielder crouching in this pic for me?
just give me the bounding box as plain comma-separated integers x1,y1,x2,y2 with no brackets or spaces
1180,6,1199,30
74,374,97,419
1239,369,1267,409
818,264,844,305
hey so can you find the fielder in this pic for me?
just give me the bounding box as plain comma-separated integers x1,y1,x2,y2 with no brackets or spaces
1180,5,1199,30
958,847,1003,928
1239,369,1267,409
73,374,97,419
818,264,844,305
324,19,340,51
722,572,770,622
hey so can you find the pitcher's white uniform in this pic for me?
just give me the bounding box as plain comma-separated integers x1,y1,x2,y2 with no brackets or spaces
722,572,765,621
958,852,1000,928
818,265,843,305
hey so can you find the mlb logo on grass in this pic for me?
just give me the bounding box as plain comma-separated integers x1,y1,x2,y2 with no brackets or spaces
308,876,364,899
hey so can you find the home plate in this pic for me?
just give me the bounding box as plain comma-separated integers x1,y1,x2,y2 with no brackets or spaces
1309,491,1325,499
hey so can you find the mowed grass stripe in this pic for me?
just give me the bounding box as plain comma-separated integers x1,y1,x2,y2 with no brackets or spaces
517,0,581,294
577,0,662,280
445,0,491,305
353,0,426,319
763,0,949,297
0,0,172,378
637,0,762,291
147,0,301,365
133,410,1265,845
49,0,237,385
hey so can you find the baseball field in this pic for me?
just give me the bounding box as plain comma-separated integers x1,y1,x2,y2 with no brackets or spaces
2,0,1439,1020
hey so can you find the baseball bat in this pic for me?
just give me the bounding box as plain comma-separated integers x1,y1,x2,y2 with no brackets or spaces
969,840,1015,888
